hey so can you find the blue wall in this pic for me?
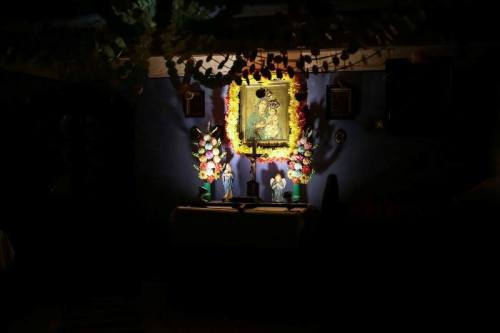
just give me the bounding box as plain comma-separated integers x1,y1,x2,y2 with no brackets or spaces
135,72,386,216
135,70,498,221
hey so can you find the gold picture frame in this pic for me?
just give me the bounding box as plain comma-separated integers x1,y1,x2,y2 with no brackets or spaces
239,82,290,147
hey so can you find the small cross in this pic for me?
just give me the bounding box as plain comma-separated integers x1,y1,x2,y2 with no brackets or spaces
245,139,262,182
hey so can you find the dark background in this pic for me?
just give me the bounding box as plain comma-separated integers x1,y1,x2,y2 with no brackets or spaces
1,0,499,331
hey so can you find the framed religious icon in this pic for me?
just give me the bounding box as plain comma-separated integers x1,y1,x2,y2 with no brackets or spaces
240,82,290,146
183,88,205,117
326,85,352,119
225,72,306,161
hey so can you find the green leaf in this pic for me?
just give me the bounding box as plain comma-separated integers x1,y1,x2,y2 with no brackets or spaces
103,45,115,59
115,37,127,49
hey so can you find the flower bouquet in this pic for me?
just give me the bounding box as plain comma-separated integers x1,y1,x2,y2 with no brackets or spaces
287,129,315,202
192,123,226,201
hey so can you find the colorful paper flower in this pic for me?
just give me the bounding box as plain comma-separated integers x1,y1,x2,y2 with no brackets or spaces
287,130,314,184
193,124,225,183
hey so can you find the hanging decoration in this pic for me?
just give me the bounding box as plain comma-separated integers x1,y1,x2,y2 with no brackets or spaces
1,0,428,90
225,71,306,162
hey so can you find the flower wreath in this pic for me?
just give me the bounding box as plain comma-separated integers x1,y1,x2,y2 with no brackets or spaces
225,72,306,162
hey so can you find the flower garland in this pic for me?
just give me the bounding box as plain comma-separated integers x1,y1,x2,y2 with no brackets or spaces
287,129,315,184
192,123,226,183
225,72,305,162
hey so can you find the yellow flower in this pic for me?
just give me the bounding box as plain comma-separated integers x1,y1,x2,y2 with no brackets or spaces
300,174,309,184
199,170,207,179
226,71,303,160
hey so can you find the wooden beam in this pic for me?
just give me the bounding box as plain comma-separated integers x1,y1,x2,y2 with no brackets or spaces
147,45,453,78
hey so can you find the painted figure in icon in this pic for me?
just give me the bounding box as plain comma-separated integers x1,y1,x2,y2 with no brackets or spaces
247,89,283,141
270,172,287,203
264,99,281,139
221,164,234,201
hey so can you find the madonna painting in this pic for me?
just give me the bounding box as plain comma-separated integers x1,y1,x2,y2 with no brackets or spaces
240,82,290,146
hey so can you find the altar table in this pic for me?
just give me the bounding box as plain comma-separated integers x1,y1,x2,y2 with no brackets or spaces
169,204,314,248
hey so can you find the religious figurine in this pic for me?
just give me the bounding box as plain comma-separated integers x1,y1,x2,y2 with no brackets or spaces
221,164,234,201
270,173,287,203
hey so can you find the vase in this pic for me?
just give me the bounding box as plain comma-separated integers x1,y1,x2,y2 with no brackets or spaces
292,183,301,202
202,181,212,202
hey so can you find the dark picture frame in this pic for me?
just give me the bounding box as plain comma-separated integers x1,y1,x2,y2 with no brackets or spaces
326,85,353,119
183,89,205,117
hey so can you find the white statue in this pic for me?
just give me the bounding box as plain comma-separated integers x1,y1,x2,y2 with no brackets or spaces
270,173,287,203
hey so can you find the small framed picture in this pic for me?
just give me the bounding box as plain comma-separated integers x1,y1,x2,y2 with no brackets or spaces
326,85,353,119
183,89,205,117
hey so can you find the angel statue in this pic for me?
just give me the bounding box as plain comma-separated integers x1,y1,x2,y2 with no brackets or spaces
270,173,287,203
221,164,234,201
